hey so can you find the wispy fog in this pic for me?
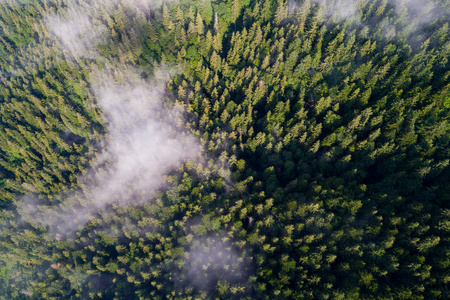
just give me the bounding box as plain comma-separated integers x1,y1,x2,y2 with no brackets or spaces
179,236,251,294
290,0,447,31
45,0,174,59
16,67,200,235
89,69,199,205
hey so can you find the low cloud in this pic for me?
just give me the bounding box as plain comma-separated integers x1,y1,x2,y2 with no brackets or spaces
289,0,447,32
317,0,361,23
180,236,251,294
89,70,199,205
15,67,200,235
45,9,106,59
399,0,439,26
289,0,361,23
44,0,173,59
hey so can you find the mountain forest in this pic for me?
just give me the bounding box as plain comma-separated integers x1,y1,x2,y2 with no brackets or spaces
0,0,449,299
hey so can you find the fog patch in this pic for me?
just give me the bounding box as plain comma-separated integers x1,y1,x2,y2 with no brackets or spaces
45,9,107,59
44,0,176,59
288,0,362,24
398,0,441,26
317,0,361,23
88,73,199,203
13,66,200,236
289,0,448,32
181,236,251,294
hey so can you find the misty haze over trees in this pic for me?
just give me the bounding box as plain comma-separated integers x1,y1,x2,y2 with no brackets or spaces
0,0,449,299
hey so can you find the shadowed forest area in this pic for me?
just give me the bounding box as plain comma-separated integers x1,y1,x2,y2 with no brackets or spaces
0,0,449,299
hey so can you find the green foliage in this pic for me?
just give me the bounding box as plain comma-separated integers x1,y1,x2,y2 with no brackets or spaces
0,0,449,299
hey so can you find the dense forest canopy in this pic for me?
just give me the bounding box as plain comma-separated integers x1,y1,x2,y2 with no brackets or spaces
0,0,449,299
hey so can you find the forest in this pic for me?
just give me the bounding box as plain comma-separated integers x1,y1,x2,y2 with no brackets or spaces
0,0,449,299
